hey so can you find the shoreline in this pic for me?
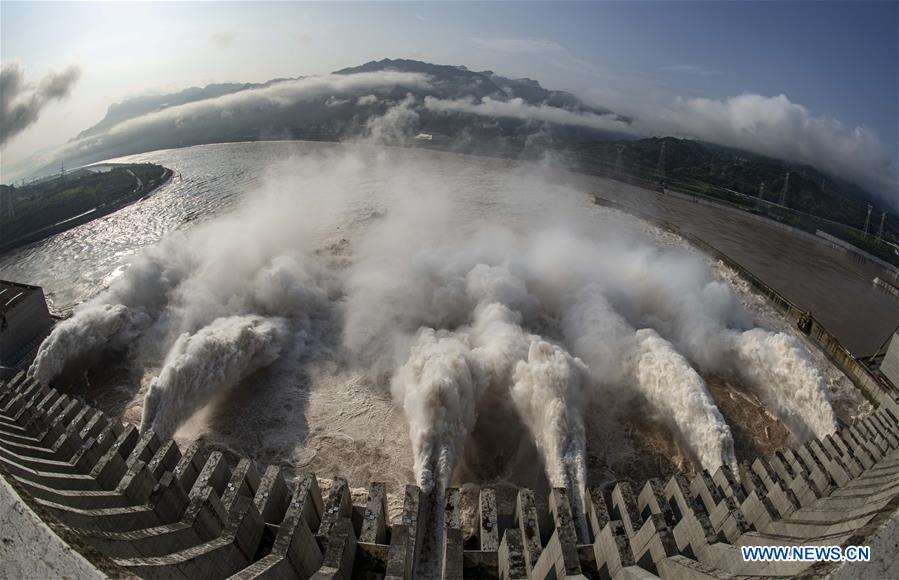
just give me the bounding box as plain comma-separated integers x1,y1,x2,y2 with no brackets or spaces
0,166,174,255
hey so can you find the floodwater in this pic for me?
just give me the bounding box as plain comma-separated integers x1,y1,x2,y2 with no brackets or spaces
0,141,878,491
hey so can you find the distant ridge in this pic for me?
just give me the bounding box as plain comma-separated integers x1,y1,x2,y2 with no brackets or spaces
26,58,893,240
74,79,297,140
76,58,620,140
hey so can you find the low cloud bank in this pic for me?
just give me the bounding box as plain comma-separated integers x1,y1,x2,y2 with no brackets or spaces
650,94,898,203
100,71,432,137
13,63,896,206
423,91,897,204
423,95,633,134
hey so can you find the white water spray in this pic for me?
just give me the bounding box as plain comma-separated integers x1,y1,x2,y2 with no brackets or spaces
391,328,484,494
633,329,737,471
511,339,591,540
562,286,736,472
26,145,844,504
626,259,838,442
28,234,198,384
28,304,152,385
140,315,289,439
729,329,837,440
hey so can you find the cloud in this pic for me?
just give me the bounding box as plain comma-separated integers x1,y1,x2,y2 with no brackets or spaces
209,31,236,48
661,64,721,76
47,70,432,166
1,62,81,147
103,71,430,134
471,37,598,77
10,58,893,206
325,96,350,107
366,94,420,143
423,95,634,134
645,93,898,203
470,37,565,54
427,90,896,204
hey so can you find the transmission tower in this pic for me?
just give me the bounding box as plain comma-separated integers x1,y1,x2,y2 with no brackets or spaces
656,139,667,182
615,144,625,175
779,172,790,205
877,210,886,241
863,204,873,236
2,190,12,219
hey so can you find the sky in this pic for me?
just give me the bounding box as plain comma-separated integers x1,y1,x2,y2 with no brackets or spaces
1,1,897,200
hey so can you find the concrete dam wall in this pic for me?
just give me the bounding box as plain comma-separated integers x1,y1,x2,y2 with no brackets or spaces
2,367,899,579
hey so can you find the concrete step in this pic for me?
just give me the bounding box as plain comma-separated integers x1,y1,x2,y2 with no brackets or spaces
3,372,899,579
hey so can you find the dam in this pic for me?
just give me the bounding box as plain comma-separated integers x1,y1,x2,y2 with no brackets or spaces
2,0,898,573
3,224,899,579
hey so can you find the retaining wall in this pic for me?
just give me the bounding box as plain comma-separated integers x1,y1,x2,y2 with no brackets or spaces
654,185,898,279
815,231,899,279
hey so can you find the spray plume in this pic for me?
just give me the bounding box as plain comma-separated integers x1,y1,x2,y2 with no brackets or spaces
511,340,591,540
633,329,737,471
30,152,344,437
728,329,837,440
562,285,737,472
141,315,289,439
28,304,152,386
617,254,838,440
28,233,198,384
391,329,483,494
27,145,841,506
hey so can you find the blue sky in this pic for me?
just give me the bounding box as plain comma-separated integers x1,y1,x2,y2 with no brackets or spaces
1,1,897,197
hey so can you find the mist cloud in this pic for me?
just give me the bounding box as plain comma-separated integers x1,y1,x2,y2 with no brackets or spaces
661,64,721,76
647,93,898,204
423,95,633,134
0,62,81,147
103,71,432,136
425,91,897,204
366,94,420,143
26,146,844,522
17,61,895,206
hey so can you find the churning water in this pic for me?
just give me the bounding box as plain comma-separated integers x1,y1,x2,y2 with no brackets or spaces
0,142,872,518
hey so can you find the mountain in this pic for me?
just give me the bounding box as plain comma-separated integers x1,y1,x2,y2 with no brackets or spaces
335,58,616,116
73,58,625,146
74,79,293,140
20,59,891,244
